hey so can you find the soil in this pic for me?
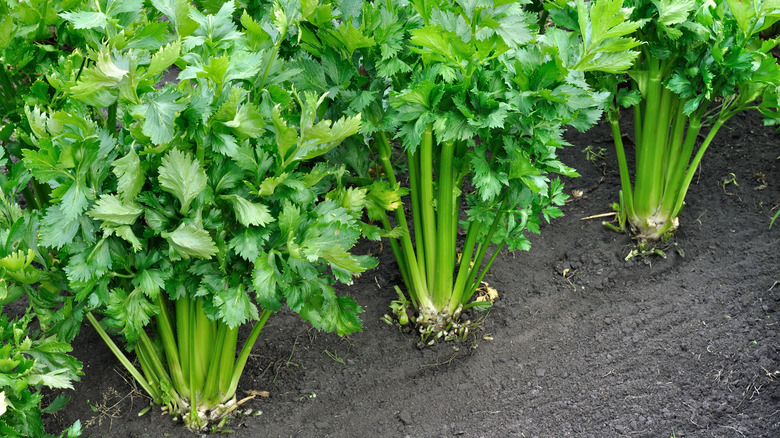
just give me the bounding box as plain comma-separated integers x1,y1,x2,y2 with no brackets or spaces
44,111,780,438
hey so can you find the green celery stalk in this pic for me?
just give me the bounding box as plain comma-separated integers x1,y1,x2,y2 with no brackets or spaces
418,126,437,297
633,59,664,220
86,312,161,402
225,309,272,401
175,298,191,387
217,325,239,398
190,299,212,394
670,119,726,219
659,110,701,219
407,148,429,294
607,110,635,222
451,221,481,310
155,293,187,396
433,140,455,310
199,312,227,406
375,131,417,295
662,98,687,197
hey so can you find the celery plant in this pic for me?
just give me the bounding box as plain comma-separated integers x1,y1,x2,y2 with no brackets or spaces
0,154,83,438
11,0,384,430
298,0,640,340
552,0,780,240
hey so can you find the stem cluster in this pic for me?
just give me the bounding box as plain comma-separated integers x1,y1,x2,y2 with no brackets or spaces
88,299,272,430
375,127,506,340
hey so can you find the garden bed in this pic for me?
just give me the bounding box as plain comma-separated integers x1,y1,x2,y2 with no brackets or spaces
43,110,780,437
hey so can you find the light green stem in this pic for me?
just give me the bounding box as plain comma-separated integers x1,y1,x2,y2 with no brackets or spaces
608,109,636,222
187,302,199,427
663,99,687,193
451,220,481,310
375,132,414,293
670,119,726,218
633,94,643,156
137,331,174,391
217,325,239,398
86,312,160,401
201,319,226,406
407,148,427,292
433,140,455,309
256,34,284,91
380,215,412,296
156,293,187,396
374,131,428,307
418,126,437,298
175,298,191,382
190,299,213,394
135,341,162,398
465,241,506,304
660,109,700,217
650,85,675,207
635,62,669,218
226,309,272,402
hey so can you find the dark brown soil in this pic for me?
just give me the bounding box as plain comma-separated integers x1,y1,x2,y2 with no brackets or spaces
46,111,780,437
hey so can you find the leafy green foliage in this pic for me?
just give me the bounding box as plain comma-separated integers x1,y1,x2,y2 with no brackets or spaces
570,0,643,73
132,90,188,145
158,148,208,214
112,148,145,202
0,0,90,158
0,311,82,438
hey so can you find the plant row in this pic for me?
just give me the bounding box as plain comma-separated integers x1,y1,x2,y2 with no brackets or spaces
1,0,778,434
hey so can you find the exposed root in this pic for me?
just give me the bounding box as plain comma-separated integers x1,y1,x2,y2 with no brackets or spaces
381,284,494,347
414,305,474,347
622,237,681,264
162,394,259,432
383,303,482,348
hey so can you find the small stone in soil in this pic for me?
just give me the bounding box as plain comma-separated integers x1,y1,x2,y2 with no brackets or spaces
398,409,412,425
536,368,546,377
